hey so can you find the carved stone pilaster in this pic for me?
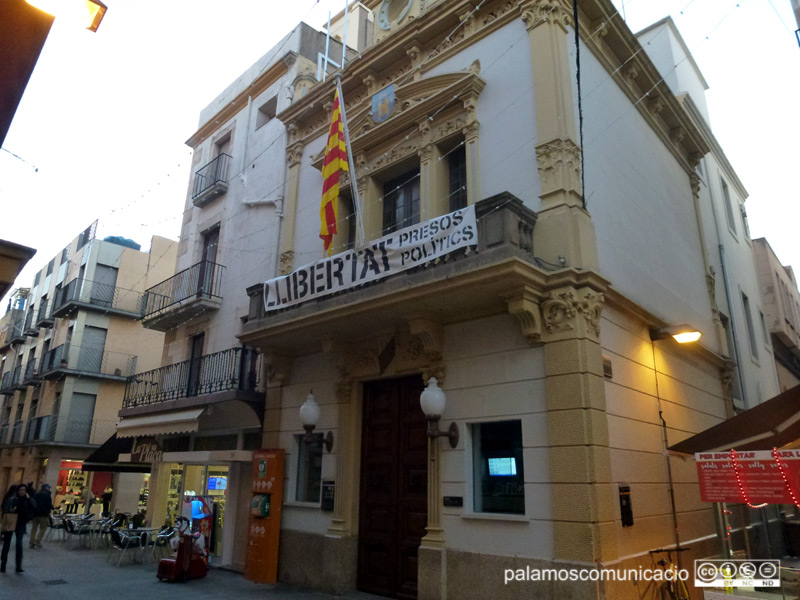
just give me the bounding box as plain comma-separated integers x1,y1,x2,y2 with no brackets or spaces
279,251,294,275
287,141,304,168
418,144,434,162
536,138,582,197
422,365,446,387
462,120,480,140
521,0,573,32
540,287,604,341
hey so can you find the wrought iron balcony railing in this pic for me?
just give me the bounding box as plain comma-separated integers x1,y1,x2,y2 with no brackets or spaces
52,277,143,319
20,415,114,445
10,420,23,444
22,308,38,337
24,415,57,443
192,153,231,206
0,371,16,395
40,344,137,381
9,319,26,345
140,260,224,324
124,346,260,408
36,300,55,328
22,358,40,386
11,365,24,390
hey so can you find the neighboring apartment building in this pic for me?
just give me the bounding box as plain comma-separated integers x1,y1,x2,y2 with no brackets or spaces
0,222,176,511
754,237,800,392
116,1,781,598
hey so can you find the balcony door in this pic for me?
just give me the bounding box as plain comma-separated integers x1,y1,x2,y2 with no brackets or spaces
187,333,205,398
198,228,219,298
79,326,107,373
91,264,118,307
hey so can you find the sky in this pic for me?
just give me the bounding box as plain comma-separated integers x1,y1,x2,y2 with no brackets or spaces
1,0,799,310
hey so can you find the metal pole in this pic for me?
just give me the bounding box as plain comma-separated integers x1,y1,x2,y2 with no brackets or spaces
335,74,366,246
323,12,332,82
341,0,349,70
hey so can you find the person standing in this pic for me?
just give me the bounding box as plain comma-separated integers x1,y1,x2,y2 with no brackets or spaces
29,483,53,549
102,485,113,516
1,484,36,573
79,486,94,515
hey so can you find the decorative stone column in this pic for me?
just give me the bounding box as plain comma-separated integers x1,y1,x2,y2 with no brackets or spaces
523,0,598,272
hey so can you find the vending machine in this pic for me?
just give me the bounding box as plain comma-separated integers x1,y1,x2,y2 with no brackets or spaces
244,449,284,583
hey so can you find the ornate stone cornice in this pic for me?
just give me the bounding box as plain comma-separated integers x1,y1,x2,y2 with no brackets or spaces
521,0,573,32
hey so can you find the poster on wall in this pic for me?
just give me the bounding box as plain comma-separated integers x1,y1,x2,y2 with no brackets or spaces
695,450,800,504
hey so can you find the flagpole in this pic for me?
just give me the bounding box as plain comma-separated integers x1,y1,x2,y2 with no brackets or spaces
335,73,366,247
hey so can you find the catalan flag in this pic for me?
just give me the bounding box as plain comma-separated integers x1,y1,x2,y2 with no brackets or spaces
320,89,349,255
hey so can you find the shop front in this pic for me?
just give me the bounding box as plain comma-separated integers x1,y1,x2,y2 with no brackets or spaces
670,384,800,598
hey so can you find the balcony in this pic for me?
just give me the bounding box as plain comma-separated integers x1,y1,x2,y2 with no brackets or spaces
40,344,137,382
0,370,16,395
11,364,25,391
22,308,38,338
241,193,554,353
24,415,57,443
140,261,225,332
123,346,260,409
10,420,23,444
18,415,114,445
51,278,143,319
0,423,8,445
8,319,26,345
192,153,231,207
21,357,40,386
35,300,55,328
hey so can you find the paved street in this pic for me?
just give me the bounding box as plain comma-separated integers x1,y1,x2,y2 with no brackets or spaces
0,533,380,600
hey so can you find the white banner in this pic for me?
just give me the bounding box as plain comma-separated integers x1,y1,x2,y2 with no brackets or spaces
264,206,477,312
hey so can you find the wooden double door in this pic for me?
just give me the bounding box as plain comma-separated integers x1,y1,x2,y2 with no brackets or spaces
358,375,428,599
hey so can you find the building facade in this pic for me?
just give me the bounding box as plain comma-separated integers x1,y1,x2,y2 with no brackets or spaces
0,223,176,514
118,1,782,598
754,237,800,392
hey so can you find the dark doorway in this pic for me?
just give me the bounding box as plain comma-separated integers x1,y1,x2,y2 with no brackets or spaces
358,375,427,599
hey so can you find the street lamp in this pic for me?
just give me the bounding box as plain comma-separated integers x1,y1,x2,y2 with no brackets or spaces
299,391,334,452
650,324,702,344
26,0,107,32
419,377,459,448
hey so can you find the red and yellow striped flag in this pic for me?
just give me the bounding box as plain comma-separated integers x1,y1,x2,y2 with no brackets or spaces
319,89,349,255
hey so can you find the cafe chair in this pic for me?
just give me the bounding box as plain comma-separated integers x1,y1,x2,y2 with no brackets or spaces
44,514,66,542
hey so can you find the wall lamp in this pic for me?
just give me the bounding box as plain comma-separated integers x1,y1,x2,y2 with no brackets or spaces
26,0,108,32
420,377,459,448
299,391,334,452
650,324,702,344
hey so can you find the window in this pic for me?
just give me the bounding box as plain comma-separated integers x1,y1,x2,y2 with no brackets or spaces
46,258,54,276
383,169,420,234
296,433,323,503
742,292,759,359
256,96,277,129
33,271,41,286
760,310,770,346
448,144,467,212
472,420,525,514
721,178,737,234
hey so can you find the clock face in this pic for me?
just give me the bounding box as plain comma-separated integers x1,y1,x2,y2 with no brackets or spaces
377,0,414,31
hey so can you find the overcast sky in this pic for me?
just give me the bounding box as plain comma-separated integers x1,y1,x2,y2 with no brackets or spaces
1,0,798,310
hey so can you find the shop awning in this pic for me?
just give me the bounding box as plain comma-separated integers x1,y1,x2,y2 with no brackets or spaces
81,434,150,473
669,383,800,454
116,407,205,439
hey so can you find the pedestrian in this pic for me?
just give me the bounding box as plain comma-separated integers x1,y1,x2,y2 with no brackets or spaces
1,483,36,573
102,485,113,516
29,483,53,549
79,486,94,515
